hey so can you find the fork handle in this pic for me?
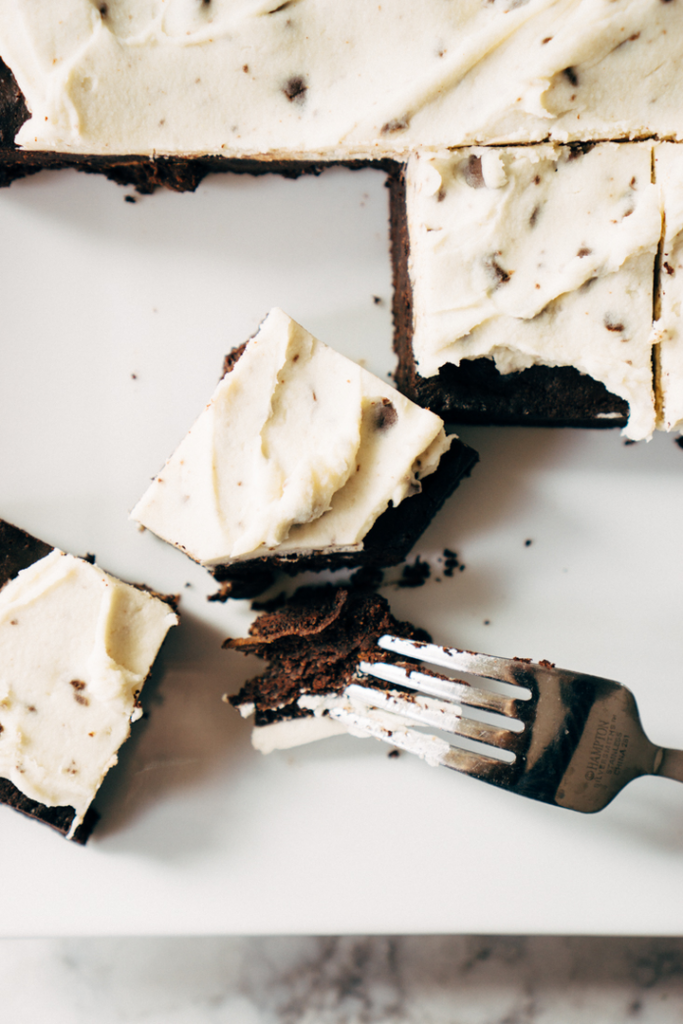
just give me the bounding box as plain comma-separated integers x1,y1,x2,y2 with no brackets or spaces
654,748,683,783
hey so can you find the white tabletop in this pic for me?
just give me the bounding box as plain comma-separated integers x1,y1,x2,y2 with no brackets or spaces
1,165,682,935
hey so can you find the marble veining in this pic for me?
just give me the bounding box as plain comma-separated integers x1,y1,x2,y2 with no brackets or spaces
2,936,683,1023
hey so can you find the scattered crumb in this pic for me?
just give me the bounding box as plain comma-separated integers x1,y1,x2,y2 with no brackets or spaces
387,748,401,759
624,438,637,446
83,553,96,565
184,582,192,588
124,195,136,204
538,658,555,669
372,295,384,306
137,524,146,533
131,373,137,380
483,619,490,625
676,436,683,450
397,556,431,588
524,538,532,547
442,547,459,577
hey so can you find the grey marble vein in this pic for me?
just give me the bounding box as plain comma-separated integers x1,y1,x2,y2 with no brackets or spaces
2,936,683,1023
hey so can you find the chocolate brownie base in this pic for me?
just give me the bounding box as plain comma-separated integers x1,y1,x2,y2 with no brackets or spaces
209,344,478,600
226,584,431,725
0,519,97,843
388,169,630,430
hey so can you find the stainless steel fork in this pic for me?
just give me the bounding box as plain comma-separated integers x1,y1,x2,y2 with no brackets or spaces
328,635,683,813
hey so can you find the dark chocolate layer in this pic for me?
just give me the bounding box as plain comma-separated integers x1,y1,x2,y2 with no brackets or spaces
226,584,430,723
388,169,630,430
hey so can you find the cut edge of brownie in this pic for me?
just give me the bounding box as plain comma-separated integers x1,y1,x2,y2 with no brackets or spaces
207,337,478,600
388,167,630,430
225,584,432,726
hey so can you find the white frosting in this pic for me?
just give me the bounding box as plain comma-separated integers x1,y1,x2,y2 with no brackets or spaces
653,143,683,434
2,0,683,158
131,308,451,566
407,143,661,441
0,549,177,835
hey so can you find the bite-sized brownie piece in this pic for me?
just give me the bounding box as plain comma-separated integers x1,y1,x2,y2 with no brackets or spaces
132,309,477,599
0,518,178,842
226,584,430,751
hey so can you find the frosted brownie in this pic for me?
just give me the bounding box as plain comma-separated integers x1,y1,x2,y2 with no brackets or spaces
395,143,661,440
0,519,178,841
226,584,430,753
131,309,477,598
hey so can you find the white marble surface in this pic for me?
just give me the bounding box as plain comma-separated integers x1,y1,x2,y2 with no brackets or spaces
3,936,683,1023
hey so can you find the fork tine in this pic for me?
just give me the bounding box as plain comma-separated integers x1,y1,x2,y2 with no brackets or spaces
347,683,518,751
358,659,521,717
328,705,508,773
377,635,546,689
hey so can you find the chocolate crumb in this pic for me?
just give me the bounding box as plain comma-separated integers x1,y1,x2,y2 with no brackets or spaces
131,373,137,379
242,64,249,73
442,548,459,577
538,659,556,669
624,438,637,445
604,318,625,333
124,195,136,204
9,619,17,626
83,553,96,565
27,705,37,713
664,262,675,275
372,295,384,305
388,748,401,759
525,538,532,546
577,247,592,258
483,620,491,625
563,66,578,87
70,680,86,691
675,436,683,449
398,556,431,588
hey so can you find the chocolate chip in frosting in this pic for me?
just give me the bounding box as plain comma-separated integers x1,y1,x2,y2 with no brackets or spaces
563,67,579,87
464,154,485,189
485,253,512,285
283,76,307,104
604,317,625,333
381,117,409,135
375,398,398,430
